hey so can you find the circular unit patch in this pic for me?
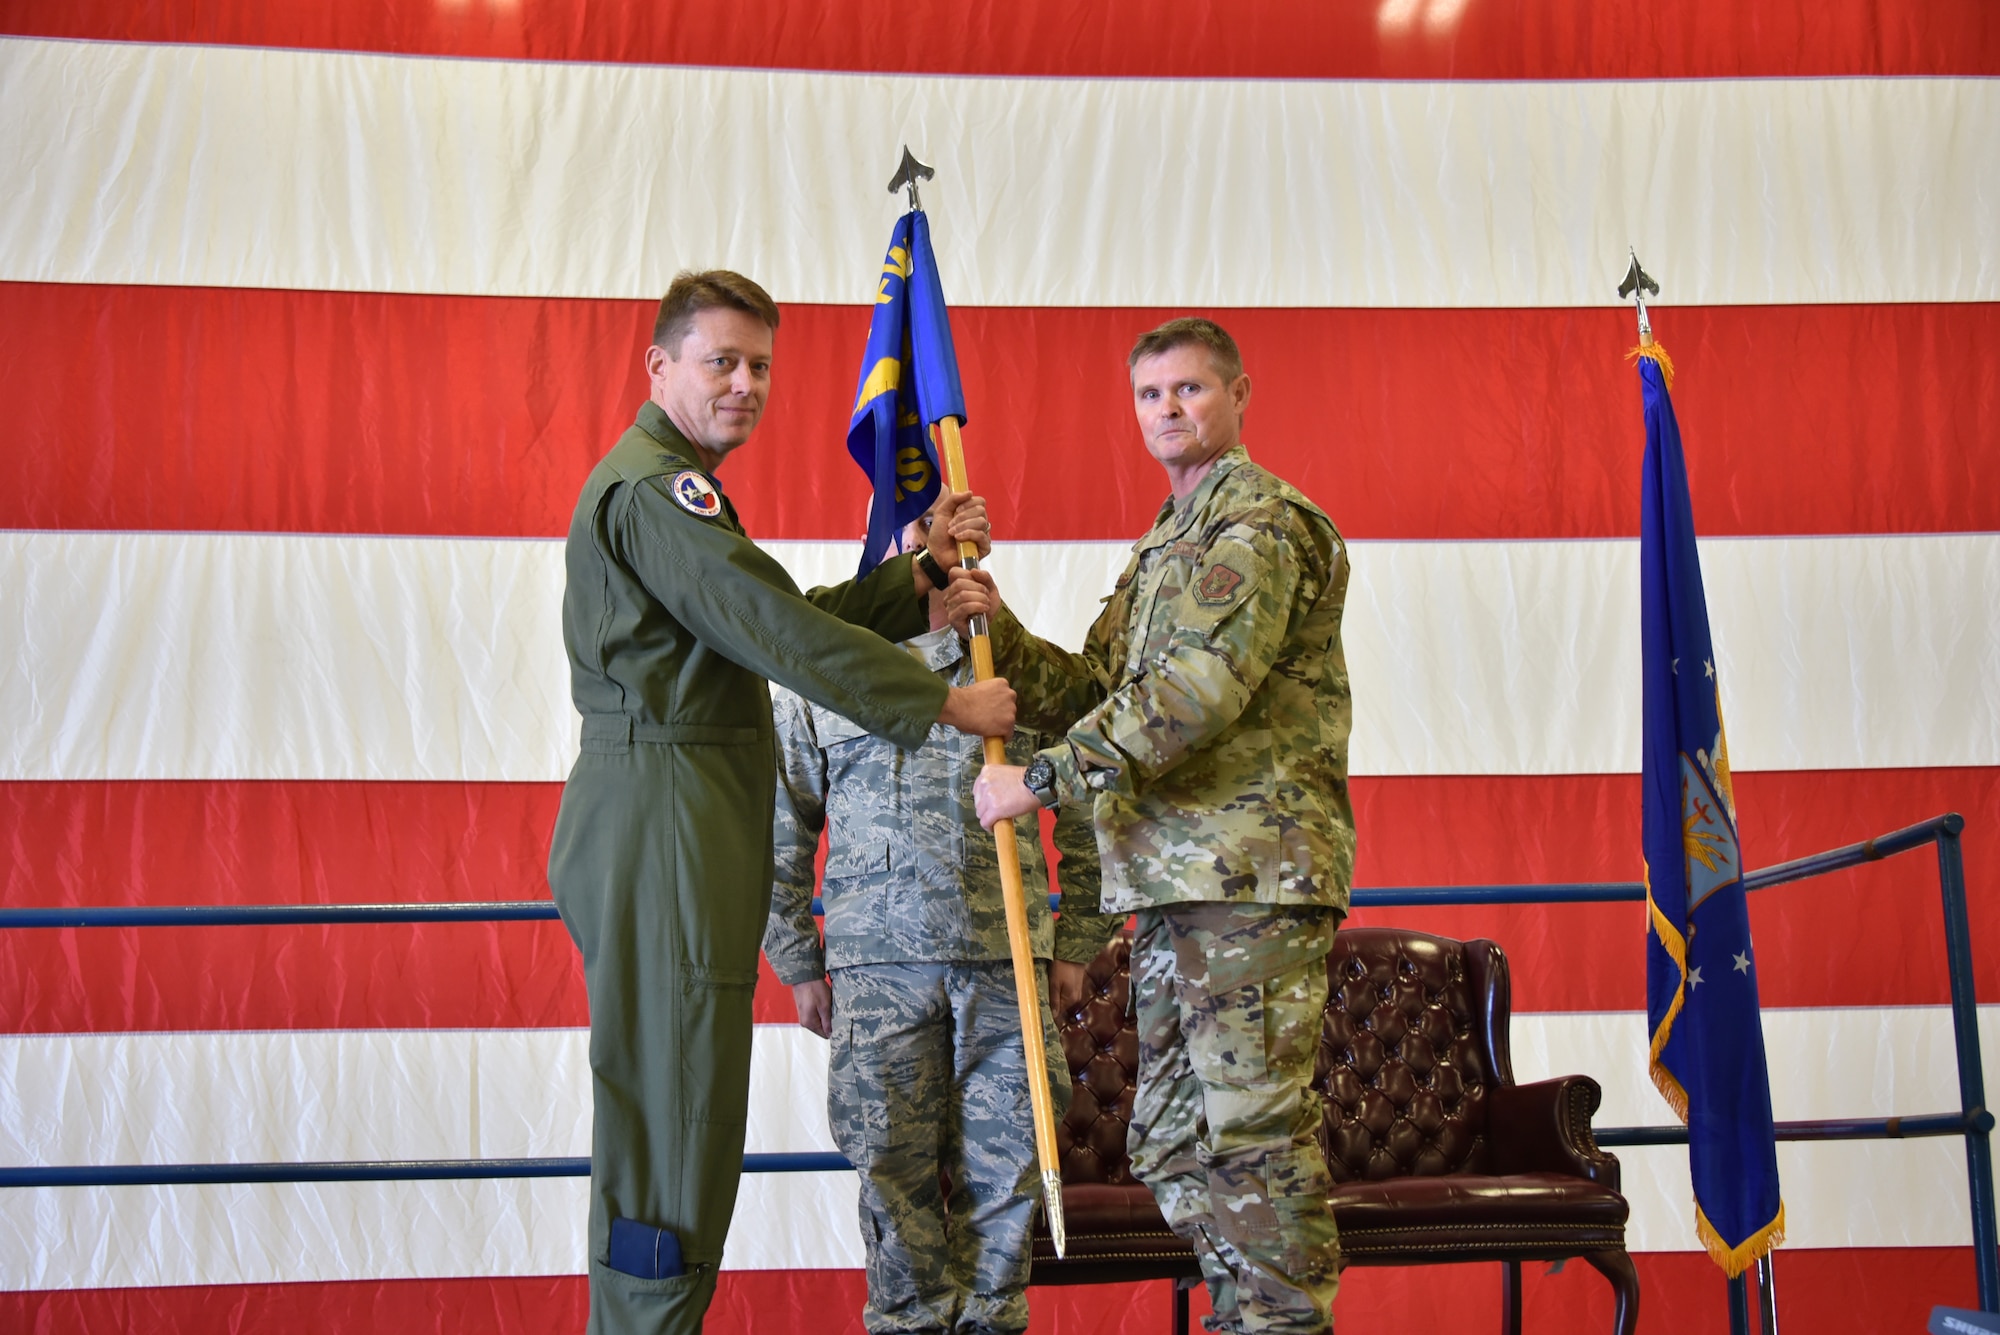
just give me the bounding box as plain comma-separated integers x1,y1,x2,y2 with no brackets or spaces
669,470,724,519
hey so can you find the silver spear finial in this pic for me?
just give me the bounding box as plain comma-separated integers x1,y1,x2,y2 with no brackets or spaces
1618,248,1661,345
887,147,935,212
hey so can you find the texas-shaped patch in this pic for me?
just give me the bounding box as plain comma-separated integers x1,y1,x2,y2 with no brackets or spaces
1194,562,1246,605
669,470,723,519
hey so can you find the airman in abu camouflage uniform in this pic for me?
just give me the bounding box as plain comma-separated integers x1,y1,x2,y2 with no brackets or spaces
766,520,1116,1335
966,318,1352,1333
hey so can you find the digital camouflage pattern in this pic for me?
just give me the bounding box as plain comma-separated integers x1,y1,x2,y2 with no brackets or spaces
763,623,1111,1334
1128,903,1342,1334
763,625,1116,984
989,444,1354,914
828,960,1071,1335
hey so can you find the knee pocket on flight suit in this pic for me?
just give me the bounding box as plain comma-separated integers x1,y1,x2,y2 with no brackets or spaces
592,1257,708,1296
590,1255,715,1329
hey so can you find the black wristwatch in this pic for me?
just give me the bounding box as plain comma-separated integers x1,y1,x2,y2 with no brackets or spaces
914,549,949,593
1023,756,1060,809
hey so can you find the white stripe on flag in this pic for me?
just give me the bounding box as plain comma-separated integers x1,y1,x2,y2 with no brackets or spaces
4,1011,1995,1288
4,532,1995,781
2,39,1995,308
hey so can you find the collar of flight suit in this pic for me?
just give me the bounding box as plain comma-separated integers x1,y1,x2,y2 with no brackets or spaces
624,400,749,530
632,400,708,473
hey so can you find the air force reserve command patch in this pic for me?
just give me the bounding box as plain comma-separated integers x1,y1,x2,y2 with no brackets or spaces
1195,561,1246,606
669,470,724,519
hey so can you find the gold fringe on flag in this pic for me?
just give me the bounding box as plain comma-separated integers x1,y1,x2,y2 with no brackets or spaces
1697,1202,1787,1278
1645,872,1692,1122
1626,336,1676,389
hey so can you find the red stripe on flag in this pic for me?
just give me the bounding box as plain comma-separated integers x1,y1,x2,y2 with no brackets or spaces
0,780,560,908
1351,767,2000,1015
4,0,1996,79
4,769,1994,1032
0,1246,1986,1332
0,919,586,1033
4,283,1997,541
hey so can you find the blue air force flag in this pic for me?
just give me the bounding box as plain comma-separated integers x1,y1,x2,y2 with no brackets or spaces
847,210,965,575
1638,347,1785,1275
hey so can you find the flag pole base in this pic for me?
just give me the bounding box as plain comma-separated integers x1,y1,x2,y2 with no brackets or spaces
1043,1169,1067,1259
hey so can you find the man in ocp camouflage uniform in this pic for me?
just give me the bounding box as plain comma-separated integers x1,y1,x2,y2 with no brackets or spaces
964,318,1353,1333
765,513,1117,1335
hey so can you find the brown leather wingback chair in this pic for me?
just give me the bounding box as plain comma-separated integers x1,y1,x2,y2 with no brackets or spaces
1031,927,1640,1335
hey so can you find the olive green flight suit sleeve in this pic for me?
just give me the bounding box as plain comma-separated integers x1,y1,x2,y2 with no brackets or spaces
763,689,830,987
1049,797,1118,963
1040,519,1315,807
618,475,947,748
797,561,923,632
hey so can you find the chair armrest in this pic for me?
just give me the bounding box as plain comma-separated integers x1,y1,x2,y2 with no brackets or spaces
1486,1076,1621,1191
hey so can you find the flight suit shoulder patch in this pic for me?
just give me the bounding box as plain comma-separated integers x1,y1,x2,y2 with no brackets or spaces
1194,562,1247,606
667,469,724,520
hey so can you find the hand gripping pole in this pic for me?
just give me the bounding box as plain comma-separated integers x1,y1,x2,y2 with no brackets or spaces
935,414,1067,1258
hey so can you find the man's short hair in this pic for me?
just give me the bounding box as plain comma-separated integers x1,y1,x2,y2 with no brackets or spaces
1128,317,1244,383
652,270,781,356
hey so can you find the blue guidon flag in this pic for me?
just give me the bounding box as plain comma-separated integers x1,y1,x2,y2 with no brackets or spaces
847,209,965,576
1637,342,1786,1276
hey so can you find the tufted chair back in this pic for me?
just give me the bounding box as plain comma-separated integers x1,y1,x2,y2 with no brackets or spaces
1051,928,1516,1186
1317,927,1511,1181
1053,934,1141,1186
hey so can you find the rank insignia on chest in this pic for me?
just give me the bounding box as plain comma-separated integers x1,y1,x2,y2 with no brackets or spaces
1195,562,1246,605
669,469,724,519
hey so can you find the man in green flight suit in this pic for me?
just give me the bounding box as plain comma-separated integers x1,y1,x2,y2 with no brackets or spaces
548,269,1016,1335
961,318,1353,1334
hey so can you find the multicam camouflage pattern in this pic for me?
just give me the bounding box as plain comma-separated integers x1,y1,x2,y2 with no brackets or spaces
763,625,1115,985
1128,904,1342,1335
990,444,1354,914
828,960,1071,1335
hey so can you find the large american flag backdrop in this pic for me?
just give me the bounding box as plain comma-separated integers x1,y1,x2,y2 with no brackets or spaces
2,4,1996,1331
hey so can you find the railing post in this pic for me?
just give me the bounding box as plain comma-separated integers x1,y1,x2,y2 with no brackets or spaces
1935,817,2000,1311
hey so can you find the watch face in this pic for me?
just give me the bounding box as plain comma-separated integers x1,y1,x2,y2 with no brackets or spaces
1025,758,1055,792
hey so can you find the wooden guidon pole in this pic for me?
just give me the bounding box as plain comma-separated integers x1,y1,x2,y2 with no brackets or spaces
934,414,1067,1258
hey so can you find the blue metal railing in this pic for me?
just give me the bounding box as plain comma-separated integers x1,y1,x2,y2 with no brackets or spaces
1,814,1992,1322
0,883,1651,928
1,1152,849,1188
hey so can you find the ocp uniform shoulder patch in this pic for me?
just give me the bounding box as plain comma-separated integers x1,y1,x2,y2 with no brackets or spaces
668,469,724,519
1194,562,1247,606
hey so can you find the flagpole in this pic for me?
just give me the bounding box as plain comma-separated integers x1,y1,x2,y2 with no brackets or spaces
1626,250,1782,1323
935,417,1068,1260
887,149,1068,1258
